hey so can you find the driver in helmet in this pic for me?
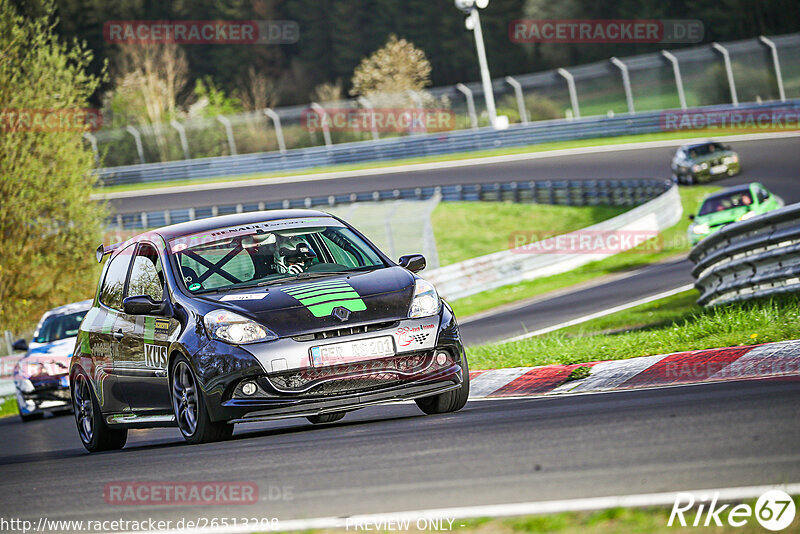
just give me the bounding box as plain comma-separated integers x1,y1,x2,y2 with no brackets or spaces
274,237,317,274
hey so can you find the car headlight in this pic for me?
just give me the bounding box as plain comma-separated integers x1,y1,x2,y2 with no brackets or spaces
409,279,441,318
727,154,739,163
692,223,711,235
738,211,756,221
15,378,34,394
691,163,708,173
204,310,278,345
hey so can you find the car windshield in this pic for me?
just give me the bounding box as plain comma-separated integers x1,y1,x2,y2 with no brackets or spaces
32,311,87,344
169,218,386,293
688,143,724,158
698,191,753,215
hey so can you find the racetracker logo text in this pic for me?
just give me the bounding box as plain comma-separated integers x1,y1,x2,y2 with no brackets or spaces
0,109,102,132
104,20,299,44
302,108,456,133
509,230,662,254
103,482,261,506
509,19,703,44
661,109,800,132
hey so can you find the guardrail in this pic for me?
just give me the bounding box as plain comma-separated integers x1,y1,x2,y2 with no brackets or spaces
109,178,670,229
690,203,800,307
425,181,681,301
96,100,800,187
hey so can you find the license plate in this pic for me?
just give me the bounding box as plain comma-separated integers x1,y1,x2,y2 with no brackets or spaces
310,336,395,367
710,164,727,174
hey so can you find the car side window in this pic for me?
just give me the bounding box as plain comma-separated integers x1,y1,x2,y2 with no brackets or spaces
100,244,136,311
127,243,164,301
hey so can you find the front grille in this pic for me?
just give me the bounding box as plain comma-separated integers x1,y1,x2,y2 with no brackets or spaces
267,351,438,396
291,321,397,342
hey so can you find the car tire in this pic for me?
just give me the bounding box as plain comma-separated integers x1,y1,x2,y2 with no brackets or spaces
72,369,128,452
307,412,346,424
415,354,470,415
171,355,233,445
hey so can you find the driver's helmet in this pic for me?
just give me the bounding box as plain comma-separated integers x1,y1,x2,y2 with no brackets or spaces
274,237,317,274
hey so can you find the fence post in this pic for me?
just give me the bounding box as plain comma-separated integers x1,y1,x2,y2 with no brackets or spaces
661,50,687,110
83,132,99,165
357,96,380,141
407,90,426,135
712,42,739,106
125,125,145,164
610,57,635,114
759,36,786,102
170,119,191,160
263,108,287,153
558,68,580,119
310,102,333,148
216,115,238,155
505,76,529,123
455,83,478,129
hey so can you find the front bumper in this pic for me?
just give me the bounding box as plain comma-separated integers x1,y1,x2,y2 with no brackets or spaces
16,380,72,415
195,305,466,423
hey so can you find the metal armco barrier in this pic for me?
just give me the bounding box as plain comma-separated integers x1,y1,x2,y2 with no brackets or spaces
96,100,800,187
110,178,670,229
690,203,800,307
424,182,681,301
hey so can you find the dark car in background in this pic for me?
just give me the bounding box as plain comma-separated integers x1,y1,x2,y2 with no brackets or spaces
671,141,741,185
70,210,469,452
13,300,92,422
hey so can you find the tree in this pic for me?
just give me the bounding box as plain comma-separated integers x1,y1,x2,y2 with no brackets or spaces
0,0,107,334
350,34,432,106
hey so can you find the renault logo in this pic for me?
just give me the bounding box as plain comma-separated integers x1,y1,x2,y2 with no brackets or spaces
331,306,351,322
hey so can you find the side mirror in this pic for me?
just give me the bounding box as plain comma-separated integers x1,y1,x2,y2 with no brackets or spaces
123,295,171,316
12,338,28,351
688,214,695,221
398,254,426,273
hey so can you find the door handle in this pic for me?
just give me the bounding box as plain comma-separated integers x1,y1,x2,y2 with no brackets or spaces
113,330,124,341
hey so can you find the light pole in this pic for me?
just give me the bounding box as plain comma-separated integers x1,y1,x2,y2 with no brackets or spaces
455,0,504,129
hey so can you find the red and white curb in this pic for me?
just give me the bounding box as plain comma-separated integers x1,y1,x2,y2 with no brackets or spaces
468,339,800,399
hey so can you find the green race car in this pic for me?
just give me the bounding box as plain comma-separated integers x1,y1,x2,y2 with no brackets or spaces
688,182,783,245
672,141,741,185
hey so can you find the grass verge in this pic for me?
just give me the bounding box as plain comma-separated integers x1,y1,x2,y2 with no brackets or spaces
96,129,760,195
432,203,626,266
449,185,718,319
0,395,17,418
468,292,800,370
274,495,799,533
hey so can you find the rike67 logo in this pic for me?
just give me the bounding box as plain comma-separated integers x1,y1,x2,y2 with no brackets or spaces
669,490,796,531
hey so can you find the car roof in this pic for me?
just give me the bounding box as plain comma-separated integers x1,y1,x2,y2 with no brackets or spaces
151,209,336,240
41,300,93,318
703,184,754,200
680,141,718,150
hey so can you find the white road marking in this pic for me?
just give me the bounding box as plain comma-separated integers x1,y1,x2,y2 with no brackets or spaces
499,284,695,344
92,131,800,201
468,367,534,398
119,483,800,533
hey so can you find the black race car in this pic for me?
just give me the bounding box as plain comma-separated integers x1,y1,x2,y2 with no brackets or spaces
671,141,741,185
70,210,469,452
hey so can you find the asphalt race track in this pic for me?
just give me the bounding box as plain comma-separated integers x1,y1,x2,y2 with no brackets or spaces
460,258,692,345
3,135,797,530
109,135,800,214
0,380,798,530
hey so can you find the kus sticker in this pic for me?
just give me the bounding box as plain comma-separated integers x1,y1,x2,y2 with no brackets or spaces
154,318,170,335
144,344,167,369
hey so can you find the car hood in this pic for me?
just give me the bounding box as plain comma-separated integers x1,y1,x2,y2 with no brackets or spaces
201,267,416,337
691,150,735,164
695,206,750,226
